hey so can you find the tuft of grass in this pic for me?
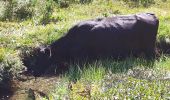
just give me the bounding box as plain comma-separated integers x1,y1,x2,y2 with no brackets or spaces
66,62,106,82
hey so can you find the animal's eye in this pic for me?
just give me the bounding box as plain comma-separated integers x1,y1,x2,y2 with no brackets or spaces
45,48,52,57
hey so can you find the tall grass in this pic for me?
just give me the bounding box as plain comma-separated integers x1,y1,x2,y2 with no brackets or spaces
64,57,164,82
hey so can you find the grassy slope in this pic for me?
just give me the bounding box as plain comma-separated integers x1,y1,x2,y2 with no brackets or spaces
0,0,170,99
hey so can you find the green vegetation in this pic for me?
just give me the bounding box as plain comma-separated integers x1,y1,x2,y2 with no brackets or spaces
49,57,170,99
0,0,170,99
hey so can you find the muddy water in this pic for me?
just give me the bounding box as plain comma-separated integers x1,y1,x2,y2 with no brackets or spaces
0,76,59,100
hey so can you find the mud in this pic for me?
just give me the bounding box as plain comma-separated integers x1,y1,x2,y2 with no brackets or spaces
0,76,59,100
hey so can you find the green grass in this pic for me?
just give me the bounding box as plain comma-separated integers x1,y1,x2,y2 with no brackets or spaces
49,57,170,100
0,0,170,99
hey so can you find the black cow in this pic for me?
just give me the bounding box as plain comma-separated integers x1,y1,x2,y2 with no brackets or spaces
24,13,159,76
47,13,159,61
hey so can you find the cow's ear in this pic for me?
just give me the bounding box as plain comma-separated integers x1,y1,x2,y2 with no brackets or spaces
40,47,52,58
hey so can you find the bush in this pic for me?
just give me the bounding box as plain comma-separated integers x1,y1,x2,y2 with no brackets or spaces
32,0,53,25
0,51,26,90
0,0,33,21
0,0,54,24
0,1,12,21
0,0,94,22
0,52,26,79
13,0,33,20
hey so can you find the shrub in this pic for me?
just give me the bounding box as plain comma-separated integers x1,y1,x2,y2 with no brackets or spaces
0,51,26,90
13,0,33,20
0,0,54,23
0,0,33,21
0,1,12,21
0,52,26,79
32,0,54,25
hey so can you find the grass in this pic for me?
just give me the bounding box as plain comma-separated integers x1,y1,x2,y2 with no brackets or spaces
0,0,170,99
49,57,170,100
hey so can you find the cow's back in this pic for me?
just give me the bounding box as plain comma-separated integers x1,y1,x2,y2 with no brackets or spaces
50,13,159,61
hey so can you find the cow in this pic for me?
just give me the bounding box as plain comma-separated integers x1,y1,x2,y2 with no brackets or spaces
24,13,159,76
47,13,159,61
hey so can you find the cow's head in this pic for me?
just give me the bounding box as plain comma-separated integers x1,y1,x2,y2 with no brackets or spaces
22,45,53,76
36,45,53,67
